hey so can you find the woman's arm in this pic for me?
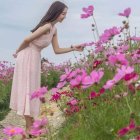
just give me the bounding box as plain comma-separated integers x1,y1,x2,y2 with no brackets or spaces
15,24,51,54
51,28,74,54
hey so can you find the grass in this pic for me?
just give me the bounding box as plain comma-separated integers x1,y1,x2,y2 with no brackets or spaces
0,80,12,121
56,91,140,140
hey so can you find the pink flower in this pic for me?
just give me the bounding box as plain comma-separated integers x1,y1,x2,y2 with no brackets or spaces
103,80,116,90
81,42,94,47
57,81,67,89
3,126,25,137
30,87,48,100
66,70,79,80
60,68,72,82
32,117,48,130
67,98,78,106
70,75,82,88
117,45,129,53
81,14,90,18
82,70,104,89
118,7,131,18
90,70,104,83
29,117,48,136
108,53,128,66
81,75,93,88
119,65,134,74
51,88,58,94
95,45,104,53
81,5,94,19
30,129,46,137
130,36,140,41
108,55,117,66
100,27,121,43
114,66,134,83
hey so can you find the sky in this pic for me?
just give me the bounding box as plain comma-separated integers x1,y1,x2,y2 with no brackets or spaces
0,0,140,65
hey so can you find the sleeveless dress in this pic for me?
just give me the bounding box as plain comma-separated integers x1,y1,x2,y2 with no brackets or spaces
9,25,56,119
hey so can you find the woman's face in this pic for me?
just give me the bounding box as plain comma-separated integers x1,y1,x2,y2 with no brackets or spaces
57,7,68,22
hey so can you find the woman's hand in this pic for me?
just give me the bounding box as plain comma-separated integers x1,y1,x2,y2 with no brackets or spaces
72,44,84,52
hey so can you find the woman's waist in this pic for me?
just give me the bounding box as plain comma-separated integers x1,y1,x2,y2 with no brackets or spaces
28,42,43,52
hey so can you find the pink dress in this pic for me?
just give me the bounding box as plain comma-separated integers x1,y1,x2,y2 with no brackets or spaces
10,25,56,119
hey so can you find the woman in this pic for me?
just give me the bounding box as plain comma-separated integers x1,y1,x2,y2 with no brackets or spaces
9,0,84,137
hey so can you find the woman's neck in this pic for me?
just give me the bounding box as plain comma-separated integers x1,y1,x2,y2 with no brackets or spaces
51,21,58,27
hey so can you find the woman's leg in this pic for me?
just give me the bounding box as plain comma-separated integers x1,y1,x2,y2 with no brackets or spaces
24,115,34,132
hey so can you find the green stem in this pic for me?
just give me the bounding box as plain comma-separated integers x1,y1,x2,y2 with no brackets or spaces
92,15,100,39
125,96,132,113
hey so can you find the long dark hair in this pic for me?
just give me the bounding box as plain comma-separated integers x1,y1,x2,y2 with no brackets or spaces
30,1,68,33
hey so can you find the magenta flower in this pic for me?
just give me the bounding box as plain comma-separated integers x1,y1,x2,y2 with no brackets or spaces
118,127,129,136
118,7,131,18
81,5,94,19
117,119,136,137
128,84,136,93
88,91,97,100
99,88,105,95
136,135,140,140
50,92,61,102
93,60,102,68
30,86,48,100
65,105,80,115
129,119,136,130
124,72,139,85
124,72,138,81
3,126,25,137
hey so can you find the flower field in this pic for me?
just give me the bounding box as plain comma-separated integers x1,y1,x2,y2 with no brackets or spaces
1,4,140,140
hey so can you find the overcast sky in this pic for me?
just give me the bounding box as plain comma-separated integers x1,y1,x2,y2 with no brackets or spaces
0,0,140,65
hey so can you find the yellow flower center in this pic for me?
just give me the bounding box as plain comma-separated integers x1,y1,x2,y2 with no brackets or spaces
10,129,15,134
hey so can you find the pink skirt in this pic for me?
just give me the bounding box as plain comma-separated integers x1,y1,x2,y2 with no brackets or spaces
9,45,41,119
